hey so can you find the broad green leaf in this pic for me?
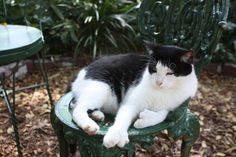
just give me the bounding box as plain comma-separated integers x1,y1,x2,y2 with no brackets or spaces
50,4,65,20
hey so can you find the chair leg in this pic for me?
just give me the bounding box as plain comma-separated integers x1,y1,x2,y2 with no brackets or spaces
50,108,69,157
70,144,77,155
9,109,24,157
58,130,69,157
11,62,19,110
180,111,200,157
2,61,20,110
0,74,23,157
36,52,54,107
168,110,200,157
181,137,195,157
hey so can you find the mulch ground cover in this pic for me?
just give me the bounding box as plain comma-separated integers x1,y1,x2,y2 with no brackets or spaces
0,66,235,157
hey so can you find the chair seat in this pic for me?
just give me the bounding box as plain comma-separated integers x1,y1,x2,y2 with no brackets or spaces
54,92,190,137
0,25,43,64
52,92,199,157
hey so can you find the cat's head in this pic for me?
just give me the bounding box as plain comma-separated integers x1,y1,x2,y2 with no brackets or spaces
145,41,195,89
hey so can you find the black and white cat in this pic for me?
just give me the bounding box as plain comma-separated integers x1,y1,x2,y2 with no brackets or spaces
71,42,198,148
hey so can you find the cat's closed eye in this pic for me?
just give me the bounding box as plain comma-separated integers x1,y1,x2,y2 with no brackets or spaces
166,72,174,76
149,66,157,73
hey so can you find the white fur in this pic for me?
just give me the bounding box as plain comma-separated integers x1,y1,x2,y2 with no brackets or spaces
134,109,169,128
90,110,105,121
72,63,198,147
72,69,119,115
72,69,118,135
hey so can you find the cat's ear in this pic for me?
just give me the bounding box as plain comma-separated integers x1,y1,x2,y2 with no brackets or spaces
181,51,194,64
143,40,156,54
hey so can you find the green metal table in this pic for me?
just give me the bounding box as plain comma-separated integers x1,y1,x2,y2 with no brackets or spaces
0,24,53,157
0,25,43,63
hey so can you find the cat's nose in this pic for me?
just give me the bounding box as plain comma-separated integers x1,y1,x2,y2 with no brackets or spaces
156,80,163,86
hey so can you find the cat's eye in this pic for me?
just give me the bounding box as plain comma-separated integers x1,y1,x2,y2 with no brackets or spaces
149,66,157,73
166,72,174,76
152,67,157,73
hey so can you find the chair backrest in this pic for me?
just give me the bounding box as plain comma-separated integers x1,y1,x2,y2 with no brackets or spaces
138,0,229,73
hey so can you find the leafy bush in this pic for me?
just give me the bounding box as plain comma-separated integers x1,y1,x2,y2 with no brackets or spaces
1,0,140,58
51,0,140,58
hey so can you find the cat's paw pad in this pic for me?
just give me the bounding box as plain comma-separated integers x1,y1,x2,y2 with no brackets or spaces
90,110,105,121
103,127,129,148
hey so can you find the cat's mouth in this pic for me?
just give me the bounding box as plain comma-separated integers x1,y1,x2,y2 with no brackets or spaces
154,81,172,89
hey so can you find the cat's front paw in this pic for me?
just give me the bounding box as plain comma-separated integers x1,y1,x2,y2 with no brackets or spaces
90,110,105,121
82,121,100,135
103,126,129,148
133,110,151,129
134,109,168,129
73,116,100,135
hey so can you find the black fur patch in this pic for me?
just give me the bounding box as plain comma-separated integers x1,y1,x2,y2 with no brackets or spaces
85,54,148,103
147,43,193,76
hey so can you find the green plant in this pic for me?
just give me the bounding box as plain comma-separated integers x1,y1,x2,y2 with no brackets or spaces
50,0,140,58
1,0,141,58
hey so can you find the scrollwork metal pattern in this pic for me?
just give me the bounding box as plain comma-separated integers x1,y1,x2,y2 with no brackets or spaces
138,0,229,72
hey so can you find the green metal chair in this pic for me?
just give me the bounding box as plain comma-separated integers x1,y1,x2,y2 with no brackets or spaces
0,1,53,157
51,0,229,157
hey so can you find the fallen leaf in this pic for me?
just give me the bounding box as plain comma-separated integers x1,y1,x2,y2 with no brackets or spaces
25,111,34,119
215,152,226,156
233,125,236,131
201,141,207,148
7,126,13,134
215,135,221,140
